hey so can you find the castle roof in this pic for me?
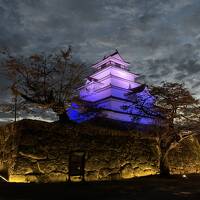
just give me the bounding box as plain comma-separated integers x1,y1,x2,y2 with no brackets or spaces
91,50,130,69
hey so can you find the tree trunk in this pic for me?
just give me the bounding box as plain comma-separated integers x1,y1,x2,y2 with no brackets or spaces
159,152,170,177
14,96,17,122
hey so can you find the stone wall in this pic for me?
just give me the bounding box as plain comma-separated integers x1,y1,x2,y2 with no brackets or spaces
0,123,19,180
169,136,200,174
0,120,200,183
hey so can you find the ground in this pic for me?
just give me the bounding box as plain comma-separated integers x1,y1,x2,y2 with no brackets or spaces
0,175,200,200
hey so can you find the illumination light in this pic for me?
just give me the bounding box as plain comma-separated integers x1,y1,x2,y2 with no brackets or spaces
182,174,187,178
67,51,156,124
0,175,8,182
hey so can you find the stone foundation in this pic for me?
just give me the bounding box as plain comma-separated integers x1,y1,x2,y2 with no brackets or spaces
0,120,200,183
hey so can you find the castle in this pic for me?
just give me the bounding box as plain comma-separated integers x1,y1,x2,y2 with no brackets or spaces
0,51,198,183
67,50,156,124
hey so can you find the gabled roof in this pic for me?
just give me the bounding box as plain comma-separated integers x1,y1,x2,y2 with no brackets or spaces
103,49,130,64
92,50,130,68
126,84,146,95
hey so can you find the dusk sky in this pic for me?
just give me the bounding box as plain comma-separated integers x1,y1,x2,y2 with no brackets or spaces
0,0,200,122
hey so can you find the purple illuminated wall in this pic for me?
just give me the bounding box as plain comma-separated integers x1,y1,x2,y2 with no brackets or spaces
67,51,156,124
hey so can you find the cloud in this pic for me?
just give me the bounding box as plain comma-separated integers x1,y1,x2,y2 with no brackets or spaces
0,0,200,116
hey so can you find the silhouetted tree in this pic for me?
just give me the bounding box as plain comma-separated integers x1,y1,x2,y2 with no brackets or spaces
1,47,87,122
127,82,200,176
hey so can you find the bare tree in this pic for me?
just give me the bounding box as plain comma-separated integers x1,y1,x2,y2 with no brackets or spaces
1,47,87,122
127,82,200,176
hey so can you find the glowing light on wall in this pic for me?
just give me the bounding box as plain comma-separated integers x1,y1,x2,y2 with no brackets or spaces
67,51,156,124
67,103,95,123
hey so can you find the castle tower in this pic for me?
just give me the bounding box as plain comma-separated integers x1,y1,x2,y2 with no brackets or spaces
68,50,155,124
